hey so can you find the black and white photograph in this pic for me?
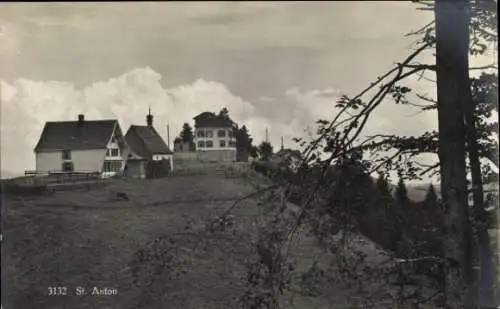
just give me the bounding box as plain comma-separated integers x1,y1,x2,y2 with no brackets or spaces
0,1,498,308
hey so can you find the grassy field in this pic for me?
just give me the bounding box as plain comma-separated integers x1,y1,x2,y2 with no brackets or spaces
3,163,437,309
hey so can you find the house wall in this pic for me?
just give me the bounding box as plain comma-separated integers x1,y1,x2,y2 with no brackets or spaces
126,160,146,179
152,154,174,172
198,149,236,163
194,127,236,151
174,141,193,152
36,149,106,173
102,125,130,177
173,152,199,168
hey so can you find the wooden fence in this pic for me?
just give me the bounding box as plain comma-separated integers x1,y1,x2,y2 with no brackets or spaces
22,171,101,185
2,171,104,196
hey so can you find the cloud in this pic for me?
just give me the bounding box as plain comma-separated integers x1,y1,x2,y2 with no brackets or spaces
0,67,331,176
0,66,443,183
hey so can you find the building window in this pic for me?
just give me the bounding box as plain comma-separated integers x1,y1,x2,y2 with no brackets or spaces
206,140,214,148
197,130,205,138
197,141,205,148
62,162,74,172
103,161,122,172
217,129,226,137
228,130,233,138
62,150,71,160
220,140,226,148
106,149,111,156
206,130,213,138
229,141,237,148
111,148,119,157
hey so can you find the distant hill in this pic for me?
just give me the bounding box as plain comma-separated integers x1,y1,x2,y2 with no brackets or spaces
404,181,499,203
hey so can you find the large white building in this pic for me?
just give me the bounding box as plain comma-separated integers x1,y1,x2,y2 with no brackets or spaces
193,112,237,162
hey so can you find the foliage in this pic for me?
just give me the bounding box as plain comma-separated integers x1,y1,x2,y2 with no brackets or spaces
424,184,438,209
180,123,194,144
219,107,230,119
395,177,409,206
258,141,274,161
250,146,259,159
235,125,254,152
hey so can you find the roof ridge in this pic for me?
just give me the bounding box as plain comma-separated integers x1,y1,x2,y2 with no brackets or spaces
45,119,118,123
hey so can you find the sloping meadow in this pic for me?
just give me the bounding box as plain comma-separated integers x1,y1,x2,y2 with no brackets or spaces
4,164,439,308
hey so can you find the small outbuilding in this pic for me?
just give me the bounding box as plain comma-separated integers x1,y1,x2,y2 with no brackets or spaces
124,110,174,179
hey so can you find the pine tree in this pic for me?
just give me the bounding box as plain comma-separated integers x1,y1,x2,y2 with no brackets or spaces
375,174,392,198
180,123,194,144
395,177,409,206
219,107,229,119
258,141,274,161
374,175,402,253
423,184,438,209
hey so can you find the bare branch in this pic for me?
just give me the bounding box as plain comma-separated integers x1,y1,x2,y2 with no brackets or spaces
469,63,498,70
398,63,437,71
416,93,438,105
418,163,440,176
405,20,435,37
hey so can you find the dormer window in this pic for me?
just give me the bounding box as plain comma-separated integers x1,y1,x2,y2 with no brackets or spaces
111,148,119,157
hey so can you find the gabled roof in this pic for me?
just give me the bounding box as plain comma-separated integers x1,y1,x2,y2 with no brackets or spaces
34,120,118,152
125,125,173,159
193,112,234,128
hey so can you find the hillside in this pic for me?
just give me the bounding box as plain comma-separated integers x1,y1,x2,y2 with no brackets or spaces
3,163,438,309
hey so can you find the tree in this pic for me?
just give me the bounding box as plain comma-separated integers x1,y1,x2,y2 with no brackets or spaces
233,124,256,162
395,177,409,206
258,141,274,161
266,1,497,306
435,1,473,306
423,184,438,209
374,175,402,252
219,107,229,119
180,123,194,144
250,146,259,159
375,174,392,198
235,125,253,151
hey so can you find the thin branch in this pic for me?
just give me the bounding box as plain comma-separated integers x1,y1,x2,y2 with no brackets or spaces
368,150,405,174
416,93,438,104
398,63,437,71
405,20,435,37
394,256,445,264
469,63,498,70
419,162,440,176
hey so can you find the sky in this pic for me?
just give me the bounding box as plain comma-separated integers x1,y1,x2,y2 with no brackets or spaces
0,2,496,180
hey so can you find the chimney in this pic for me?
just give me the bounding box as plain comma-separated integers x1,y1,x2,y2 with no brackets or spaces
146,106,153,127
78,114,84,126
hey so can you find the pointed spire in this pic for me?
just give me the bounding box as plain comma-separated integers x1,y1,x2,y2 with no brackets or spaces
146,105,153,127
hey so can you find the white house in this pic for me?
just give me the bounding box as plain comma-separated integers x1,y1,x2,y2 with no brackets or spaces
193,111,237,162
33,114,130,178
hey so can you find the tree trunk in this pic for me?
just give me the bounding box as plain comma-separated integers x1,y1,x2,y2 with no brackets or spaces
466,77,497,306
435,0,471,307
